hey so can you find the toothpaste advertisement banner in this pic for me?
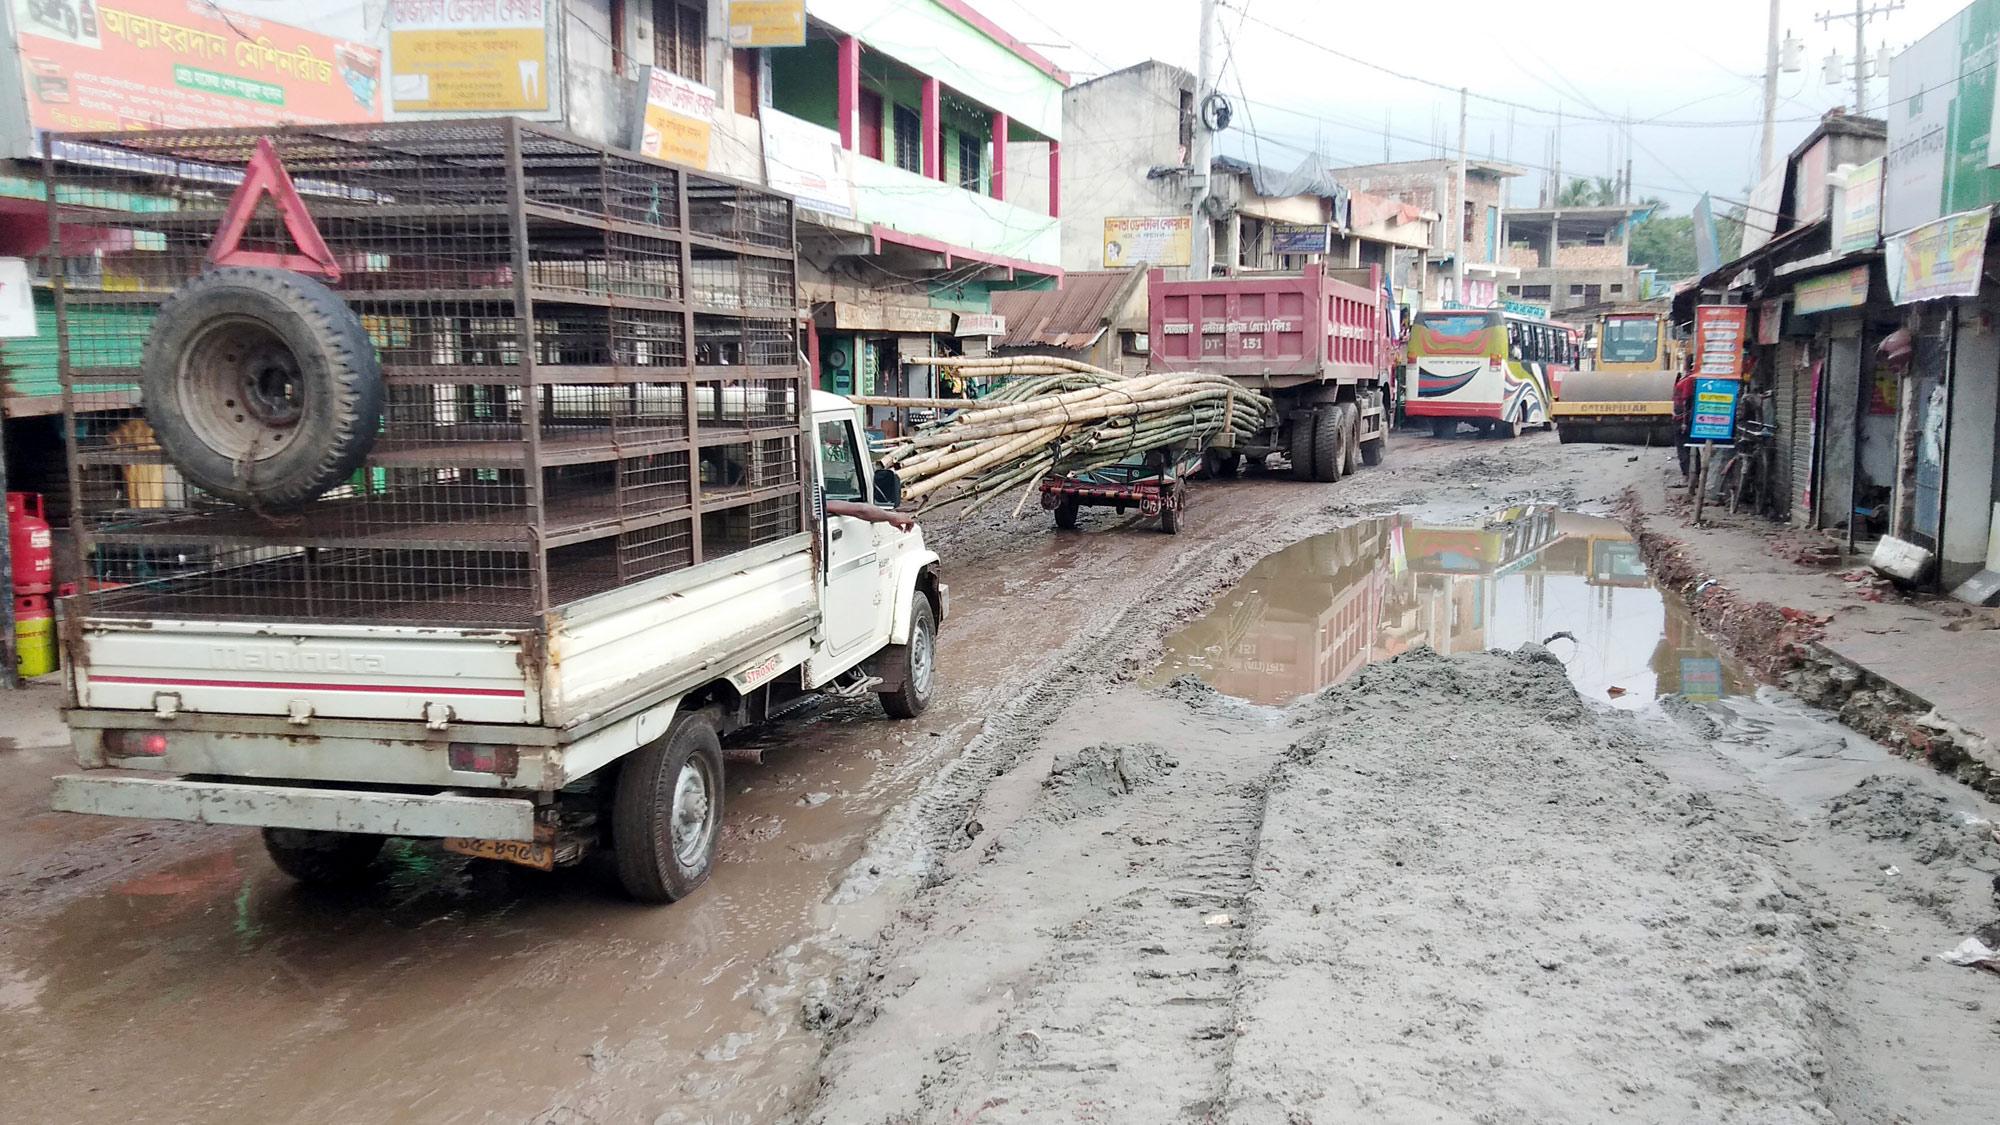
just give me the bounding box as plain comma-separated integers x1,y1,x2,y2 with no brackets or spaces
13,0,384,133
388,0,551,113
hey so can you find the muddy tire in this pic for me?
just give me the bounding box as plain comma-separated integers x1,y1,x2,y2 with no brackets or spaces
1054,499,1080,530
612,711,725,903
142,267,383,512
1288,411,1318,481
262,828,384,886
1160,497,1183,535
1430,417,1458,439
1334,403,1361,475
1311,407,1345,483
1202,449,1238,480
879,597,937,719
1492,414,1524,440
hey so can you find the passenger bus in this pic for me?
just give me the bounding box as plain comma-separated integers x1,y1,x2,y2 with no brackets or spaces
1406,309,1580,438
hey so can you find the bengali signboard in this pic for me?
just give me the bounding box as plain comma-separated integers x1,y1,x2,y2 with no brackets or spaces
1792,265,1872,315
12,0,383,133
1689,378,1741,443
728,0,805,47
1885,208,1991,305
1836,158,1883,253
762,109,853,217
1693,305,1748,380
1270,222,1331,255
638,67,717,169
1104,216,1192,268
954,312,1006,337
389,0,550,113
1880,0,2000,234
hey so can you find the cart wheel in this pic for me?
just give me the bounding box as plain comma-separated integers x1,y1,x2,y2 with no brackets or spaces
1161,495,1183,535
1054,499,1080,530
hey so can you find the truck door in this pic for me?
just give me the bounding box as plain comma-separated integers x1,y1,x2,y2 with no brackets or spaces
816,414,881,657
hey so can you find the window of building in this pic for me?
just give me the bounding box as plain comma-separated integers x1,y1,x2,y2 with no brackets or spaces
892,104,922,174
858,88,885,161
957,131,982,191
1178,89,1195,163
1463,200,1476,243
1569,285,1585,296
1122,331,1150,356
1521,285,1551,301
1609,283,1625,296
731,49,759,119
652,0,704,82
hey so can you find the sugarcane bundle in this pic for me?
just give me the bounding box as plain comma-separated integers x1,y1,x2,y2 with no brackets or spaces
853,357,1272,518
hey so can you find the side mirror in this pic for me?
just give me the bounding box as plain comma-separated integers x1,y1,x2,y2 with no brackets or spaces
872,466,904,508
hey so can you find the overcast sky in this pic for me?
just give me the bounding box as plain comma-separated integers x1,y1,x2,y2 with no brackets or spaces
986,0,1968,214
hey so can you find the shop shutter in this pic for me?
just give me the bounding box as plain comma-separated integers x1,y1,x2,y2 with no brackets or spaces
1786,355,1816,523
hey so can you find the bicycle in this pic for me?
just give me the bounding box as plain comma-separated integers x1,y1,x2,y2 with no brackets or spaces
1716,418,1778,517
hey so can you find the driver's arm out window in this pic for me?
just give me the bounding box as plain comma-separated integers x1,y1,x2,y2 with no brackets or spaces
818,419,866,502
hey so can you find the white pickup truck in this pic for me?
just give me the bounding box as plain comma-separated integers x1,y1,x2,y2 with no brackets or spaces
51,391,944,903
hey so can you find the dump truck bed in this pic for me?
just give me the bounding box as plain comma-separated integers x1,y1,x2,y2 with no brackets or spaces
1148,265,1390,389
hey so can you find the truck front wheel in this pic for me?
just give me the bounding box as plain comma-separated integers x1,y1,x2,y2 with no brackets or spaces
262,828,384,886
879,597,937,719
613,711,725,903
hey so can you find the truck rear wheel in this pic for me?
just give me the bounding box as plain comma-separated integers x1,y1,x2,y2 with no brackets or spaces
613,711,725,903
1311,407,1345,483
1288,411,1319,481
262,828,384,886
879,597,937,719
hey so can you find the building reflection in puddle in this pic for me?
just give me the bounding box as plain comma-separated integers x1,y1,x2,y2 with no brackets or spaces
1152,508,1748,707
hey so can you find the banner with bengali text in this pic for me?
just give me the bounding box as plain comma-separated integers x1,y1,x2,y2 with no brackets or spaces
389,0,550,113
13,0,383,133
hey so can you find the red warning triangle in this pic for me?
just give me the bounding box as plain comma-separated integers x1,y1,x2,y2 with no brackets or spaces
205,137,342,281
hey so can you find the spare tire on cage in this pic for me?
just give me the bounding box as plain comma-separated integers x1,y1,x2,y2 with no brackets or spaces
140,267,383,512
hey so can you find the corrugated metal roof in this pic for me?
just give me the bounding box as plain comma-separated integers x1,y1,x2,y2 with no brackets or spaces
991,268,1146,350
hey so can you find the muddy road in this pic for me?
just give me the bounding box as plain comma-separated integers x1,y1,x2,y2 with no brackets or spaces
3,432,1993,1123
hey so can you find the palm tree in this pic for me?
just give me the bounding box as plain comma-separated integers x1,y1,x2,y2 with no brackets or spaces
1558,177,1618,207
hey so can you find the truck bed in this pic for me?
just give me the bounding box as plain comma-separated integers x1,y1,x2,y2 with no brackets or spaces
1149,264,1388,386
70,535,820,733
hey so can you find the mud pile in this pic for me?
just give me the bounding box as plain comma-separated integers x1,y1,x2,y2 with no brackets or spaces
1828,775,1993,868
1226,648,1834,1124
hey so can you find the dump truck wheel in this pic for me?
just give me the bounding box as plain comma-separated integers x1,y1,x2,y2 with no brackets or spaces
142,267,383,511
1311,407,1345,483
1289,411,1319,481
262,828,384,886
1336,403,1361,475
879,598,937,719
613,711,725,903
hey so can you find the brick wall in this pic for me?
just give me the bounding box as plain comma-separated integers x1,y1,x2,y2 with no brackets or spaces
1556,244,1627,269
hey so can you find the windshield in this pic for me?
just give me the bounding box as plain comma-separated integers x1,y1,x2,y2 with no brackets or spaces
1415,312,1501,355
1601,317,1660,365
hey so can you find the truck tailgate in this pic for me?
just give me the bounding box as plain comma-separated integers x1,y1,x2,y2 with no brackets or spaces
73,620,538,725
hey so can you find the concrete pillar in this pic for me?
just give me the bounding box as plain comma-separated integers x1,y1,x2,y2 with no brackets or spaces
836,37,860,150
921,77,940,180
1048,141,1061,218
991,112,1008,200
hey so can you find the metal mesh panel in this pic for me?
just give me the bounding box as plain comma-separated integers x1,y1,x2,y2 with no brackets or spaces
53,119,805,629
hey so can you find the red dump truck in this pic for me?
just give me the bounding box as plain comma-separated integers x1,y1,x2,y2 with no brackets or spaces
1148,264,1396,482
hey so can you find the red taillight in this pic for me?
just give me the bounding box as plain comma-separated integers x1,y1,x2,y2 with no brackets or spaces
449,743,519,775
1489,356,1503,368
104,729,169,758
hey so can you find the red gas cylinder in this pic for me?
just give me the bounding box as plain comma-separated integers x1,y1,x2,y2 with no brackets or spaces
7,493,51,595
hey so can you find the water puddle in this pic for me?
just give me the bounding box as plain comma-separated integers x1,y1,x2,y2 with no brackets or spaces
1151,508,1750,707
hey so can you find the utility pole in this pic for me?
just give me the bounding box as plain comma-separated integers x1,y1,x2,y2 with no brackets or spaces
1190,0,1218,278
1760,0,1782,174
1818,1,1903,114
1384,110,1392,162
1454,86,1469,304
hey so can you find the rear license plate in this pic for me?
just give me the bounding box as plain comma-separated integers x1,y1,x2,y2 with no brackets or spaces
445,833,555,870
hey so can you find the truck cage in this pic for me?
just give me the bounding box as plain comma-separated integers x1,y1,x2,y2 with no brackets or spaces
47,119,812,631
